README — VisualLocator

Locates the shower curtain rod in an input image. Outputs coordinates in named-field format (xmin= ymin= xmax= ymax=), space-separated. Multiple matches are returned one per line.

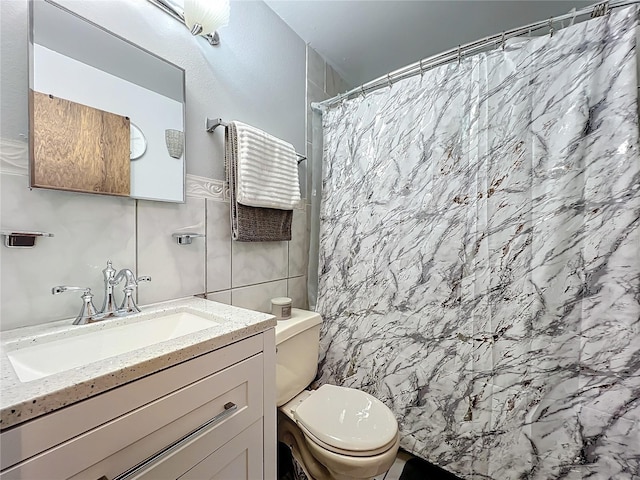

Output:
xmin=312 ymin=0 xmax=638 ymax=111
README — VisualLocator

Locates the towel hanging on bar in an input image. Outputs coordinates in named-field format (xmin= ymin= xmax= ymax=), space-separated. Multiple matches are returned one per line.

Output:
xmin=232 ymin=121 xmax=301 ymax=210
xmin=206 ymin=117 xmax=307 ymax=164
xmin=225 ymin=122 xmax=293 ymax=242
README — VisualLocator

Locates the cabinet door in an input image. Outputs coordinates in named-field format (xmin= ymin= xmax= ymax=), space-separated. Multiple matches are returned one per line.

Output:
xmin=131 ymin=420 xmax=263 ymax=480
xmin=181 ymin=420 xmax=263 ymax=480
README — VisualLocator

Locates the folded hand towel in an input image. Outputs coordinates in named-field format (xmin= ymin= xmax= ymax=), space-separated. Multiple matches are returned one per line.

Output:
xmin=232 ymin=121 xmax=301 ymax=210
xmin=227 ymin=123 xmax=293 ymax=242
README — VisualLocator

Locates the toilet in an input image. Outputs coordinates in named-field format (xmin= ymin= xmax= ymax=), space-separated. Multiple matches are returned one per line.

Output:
xmin=276 ymin=309 xmax=400 ymax=480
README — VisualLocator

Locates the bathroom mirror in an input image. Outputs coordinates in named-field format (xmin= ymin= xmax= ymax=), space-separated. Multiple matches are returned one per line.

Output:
xmin=29 ymin=0 xmax=186 ymax=202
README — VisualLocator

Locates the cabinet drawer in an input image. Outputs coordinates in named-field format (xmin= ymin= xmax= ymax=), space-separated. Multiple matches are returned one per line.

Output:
xmin=2 ymin=353 xmax=263 ymax=480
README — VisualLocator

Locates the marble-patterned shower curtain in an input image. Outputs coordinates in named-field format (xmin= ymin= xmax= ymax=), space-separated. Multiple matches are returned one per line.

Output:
xmin=316 ymin=7 xmax=639 ymax=480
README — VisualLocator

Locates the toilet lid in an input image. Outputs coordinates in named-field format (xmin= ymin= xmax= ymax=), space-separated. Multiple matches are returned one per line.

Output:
xmin=293 ymin=384 xmax=398 ymax=453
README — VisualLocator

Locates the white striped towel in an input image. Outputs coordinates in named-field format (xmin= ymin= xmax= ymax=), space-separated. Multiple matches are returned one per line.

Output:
xmin=232 ymin=121 xmax=301 ymax=210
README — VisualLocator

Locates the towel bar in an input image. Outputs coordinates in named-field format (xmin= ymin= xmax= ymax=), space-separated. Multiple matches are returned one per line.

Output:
xmin=205 ymin=117 xmax=307 ymax=164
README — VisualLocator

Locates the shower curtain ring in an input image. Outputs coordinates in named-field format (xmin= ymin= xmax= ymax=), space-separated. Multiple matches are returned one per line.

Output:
xmin=419 ymin=59 xmax=425 ymax=76
xmin=387 ymin=74 xmax=393 ymax=88
xmin=457 ymin=45 xmax=462 ymax=64
xmin=549 ymin=17 xmax=554 ymax=37
xmin=501 ymin=32 xmax=506 ymax=50
xmin=591 ymin=3 xmax=608 ymax=17
xmin=360 ymin=85 xmax=366 ymax=97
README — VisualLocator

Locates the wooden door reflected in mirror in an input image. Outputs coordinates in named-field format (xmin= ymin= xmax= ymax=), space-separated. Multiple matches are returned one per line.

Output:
xmin=31 ymin=91 xmax=131 ymax=196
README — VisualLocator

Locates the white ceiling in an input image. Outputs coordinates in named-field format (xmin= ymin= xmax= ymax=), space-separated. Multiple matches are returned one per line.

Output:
xmin=264 ymin=0 xmax=594 ymax=88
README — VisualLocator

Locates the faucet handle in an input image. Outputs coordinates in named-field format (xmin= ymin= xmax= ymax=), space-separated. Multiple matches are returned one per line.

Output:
xmin=51 ymin=286 xmax=102 ymax=325
xmin=116 ymin=275 xmax=150 ymax=315
xmin=52 ymin=285 xmax=91 ymax=295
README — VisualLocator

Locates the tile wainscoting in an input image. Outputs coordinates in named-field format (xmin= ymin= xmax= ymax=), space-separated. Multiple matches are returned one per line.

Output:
xmin=0 ymin=169 xmax=308 ymax=330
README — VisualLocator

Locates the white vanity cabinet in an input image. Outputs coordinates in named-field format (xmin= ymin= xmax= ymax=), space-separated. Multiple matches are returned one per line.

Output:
xmin=0 ymin=329 xmax=276 ymax=480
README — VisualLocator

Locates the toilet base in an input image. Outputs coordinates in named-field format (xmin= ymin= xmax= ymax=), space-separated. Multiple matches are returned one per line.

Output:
xmin=278 ymin=410 xmax=400 ymax=480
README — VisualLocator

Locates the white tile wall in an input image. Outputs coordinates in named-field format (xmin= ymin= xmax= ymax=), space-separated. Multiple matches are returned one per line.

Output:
xmin=232 ymin=238 xmax=288 ymax=288
xmin=306 ymin=81 xmax=329 ymax=141
xmin=287 ymin=275 xmax=307 ymax=309
xmin=304 ymin=45 xmax=351 ymax=315
xmin=298 ymin=156 xmax=308 ymax=201
xmin=289 ymin=208 xmax=308 ymax=277
xmin=0 ymin=173 xmax=136 ymax=329
xmin=136 ymin=195 xmax=206 ymax=305
xmin=206 ymin=290 xmax=231 ymax=305
xmin=206 ymin=199 xmax=232 ymax=293
xmin=307 ymin=48 xmax=325 ymax=91
xmin=231 ymin=279 xmax=288 ymax=313
xmin=325 ymin=64 xmax=350 ymax=98
xmin=0 ymin=175 xmax=309 ymax=331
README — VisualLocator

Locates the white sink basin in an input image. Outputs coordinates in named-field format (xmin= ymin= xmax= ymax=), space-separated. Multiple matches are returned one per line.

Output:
xmin=7 ymin=311 xmax=219 ymax=382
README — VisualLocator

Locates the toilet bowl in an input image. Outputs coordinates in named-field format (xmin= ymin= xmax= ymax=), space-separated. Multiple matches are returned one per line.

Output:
xmin=276 ymin=310 xmax=400 ymax=480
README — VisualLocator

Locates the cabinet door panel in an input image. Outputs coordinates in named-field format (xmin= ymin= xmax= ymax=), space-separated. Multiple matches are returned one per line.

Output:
xmin=181 ymin=420 xmax=263 ymax=480
xmin=128 ymin=420 xmax=263 ymax=480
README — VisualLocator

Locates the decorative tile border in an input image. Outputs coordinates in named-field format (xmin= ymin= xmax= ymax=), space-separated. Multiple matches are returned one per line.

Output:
xmin=0 ymin=138 xmax=29 ymax=176
xmin=186 ymin=174 xmax=229 ymax=202
xmin=1 ymin=135 xmax=304 ymax=208
xmin=187 ymin=173 xmax=305 ymax=210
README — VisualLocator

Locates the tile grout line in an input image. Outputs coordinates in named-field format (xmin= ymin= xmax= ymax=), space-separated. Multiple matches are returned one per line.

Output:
xmin=203 ymin=199 xmax=208 ymax=296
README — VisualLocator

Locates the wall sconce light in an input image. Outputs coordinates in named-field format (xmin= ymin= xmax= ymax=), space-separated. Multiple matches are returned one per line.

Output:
xmin=184 ymin=0 xmax=230 ymax=37
xmin=147 ymin=0 xmax=230 ymax=46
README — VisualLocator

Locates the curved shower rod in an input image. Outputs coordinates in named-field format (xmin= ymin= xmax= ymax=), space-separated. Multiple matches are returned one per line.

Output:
xmin=313 ymin=0 xmax=639 ymax=111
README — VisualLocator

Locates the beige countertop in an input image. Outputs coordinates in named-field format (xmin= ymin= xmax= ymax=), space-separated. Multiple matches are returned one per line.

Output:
xmin=0 ymin=297 xmax=276 ymax=431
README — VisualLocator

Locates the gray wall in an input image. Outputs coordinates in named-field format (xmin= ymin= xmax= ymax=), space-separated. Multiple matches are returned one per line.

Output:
xmin=0 ymin=0 xmax=309 ymax=330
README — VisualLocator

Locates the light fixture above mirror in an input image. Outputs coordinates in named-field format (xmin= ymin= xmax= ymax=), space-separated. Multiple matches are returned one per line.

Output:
xmin=148 ymin=0 xmax=230 ymax=46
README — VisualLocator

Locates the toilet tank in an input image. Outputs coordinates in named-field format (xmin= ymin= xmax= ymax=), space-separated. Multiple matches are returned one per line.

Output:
xmin=275 ymin=309 xmax=322 ymax=407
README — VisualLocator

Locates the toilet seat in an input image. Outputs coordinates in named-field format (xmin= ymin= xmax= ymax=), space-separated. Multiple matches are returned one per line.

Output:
xmin=297 ymin=421 xmax=398 ymax=457
xmin=293 ymin=384 xmax=398 ymax=457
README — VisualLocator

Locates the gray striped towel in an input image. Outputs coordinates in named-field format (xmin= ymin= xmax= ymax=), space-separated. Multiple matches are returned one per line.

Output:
xmin=226 ymin=122 xmax=293 ymax=242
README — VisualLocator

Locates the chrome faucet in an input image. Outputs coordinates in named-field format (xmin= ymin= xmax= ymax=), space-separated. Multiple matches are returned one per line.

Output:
xmin=52 ymin=261 xmax=151 ymax=325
